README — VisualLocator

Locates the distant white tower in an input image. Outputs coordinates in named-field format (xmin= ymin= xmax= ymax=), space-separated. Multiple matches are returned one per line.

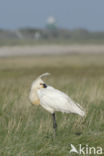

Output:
xmin=46 ymin=16 xmax=57 ymax=30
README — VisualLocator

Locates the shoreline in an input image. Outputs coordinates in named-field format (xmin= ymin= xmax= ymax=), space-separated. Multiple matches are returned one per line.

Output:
xmin=0 ymin=45 xmax=104 ymax=57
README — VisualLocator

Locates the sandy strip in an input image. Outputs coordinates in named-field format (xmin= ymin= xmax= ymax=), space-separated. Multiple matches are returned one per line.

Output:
xmin=0 ymin=45 xmax=104 ymax=57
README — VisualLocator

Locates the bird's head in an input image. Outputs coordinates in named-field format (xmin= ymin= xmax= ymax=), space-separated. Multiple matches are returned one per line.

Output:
xmin=31 ymin=73 xmax=50 ymax=90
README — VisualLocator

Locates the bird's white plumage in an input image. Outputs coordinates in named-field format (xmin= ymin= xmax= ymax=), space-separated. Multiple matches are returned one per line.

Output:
xmin=29 ymin=73 xmax=85 ymax=117
xmin=37 ymin=86 xmax=85 ymax=116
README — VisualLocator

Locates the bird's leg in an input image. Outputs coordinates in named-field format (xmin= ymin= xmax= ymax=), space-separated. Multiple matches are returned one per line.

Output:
xmin=52 ymin=113 xmax=57 ymax=136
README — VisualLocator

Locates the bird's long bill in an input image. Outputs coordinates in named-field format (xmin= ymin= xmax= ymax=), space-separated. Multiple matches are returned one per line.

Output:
xmin=40 ymin=83 xmax=47 ymax=88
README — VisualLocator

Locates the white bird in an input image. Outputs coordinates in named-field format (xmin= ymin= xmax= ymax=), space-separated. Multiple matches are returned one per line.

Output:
xmin=29 ymin=73 xmax=85 ymax=135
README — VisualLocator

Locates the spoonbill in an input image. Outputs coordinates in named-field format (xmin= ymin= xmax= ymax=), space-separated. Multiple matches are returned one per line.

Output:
xmin=29 ymin=73 xmax=85 ymax=135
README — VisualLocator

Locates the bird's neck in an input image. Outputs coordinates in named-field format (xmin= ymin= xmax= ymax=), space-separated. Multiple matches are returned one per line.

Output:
xmin=30 ymin=89 xmax=40 ymax=105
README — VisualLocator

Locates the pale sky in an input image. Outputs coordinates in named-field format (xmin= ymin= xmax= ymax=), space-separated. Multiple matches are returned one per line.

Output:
xmin=0 ymin=0 xmax=104 ymax=31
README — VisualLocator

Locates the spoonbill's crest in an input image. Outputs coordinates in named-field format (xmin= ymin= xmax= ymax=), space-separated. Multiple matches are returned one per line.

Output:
xmin=31 ymin=73 xmax=50 ymax=90
xmin=39 ymin=72 xmax=50 ymax=78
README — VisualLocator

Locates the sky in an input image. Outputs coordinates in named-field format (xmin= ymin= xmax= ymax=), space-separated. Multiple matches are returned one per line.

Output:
xmin=0 ymin=0 xmax=104 ymax=31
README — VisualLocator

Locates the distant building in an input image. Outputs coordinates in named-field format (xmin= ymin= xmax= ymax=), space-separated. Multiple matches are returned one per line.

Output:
xmin=34 ymin=32 xmax=41 ymax=40
xmin=46 ymin=16 xmax=57 ymax=30
xmin=15 ymin=30 xmax=24 ymax=39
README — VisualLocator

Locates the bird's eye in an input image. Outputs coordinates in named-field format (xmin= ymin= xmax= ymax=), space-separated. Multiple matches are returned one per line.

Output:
xmin=43 ymin=83 xmax=47 ymax=88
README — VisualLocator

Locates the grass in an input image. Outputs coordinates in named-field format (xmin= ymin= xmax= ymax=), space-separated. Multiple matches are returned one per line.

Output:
xmin=0 ymin=54 xmax=104 ymax=156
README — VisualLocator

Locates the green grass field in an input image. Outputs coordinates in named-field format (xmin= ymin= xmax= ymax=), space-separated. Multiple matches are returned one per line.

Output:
xmin=0 ymin=54 xmax=104 ymax=156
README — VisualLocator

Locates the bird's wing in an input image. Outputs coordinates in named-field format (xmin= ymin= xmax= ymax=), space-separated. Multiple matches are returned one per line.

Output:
xmin=37 ymin=86 xmax=85 ymax=116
